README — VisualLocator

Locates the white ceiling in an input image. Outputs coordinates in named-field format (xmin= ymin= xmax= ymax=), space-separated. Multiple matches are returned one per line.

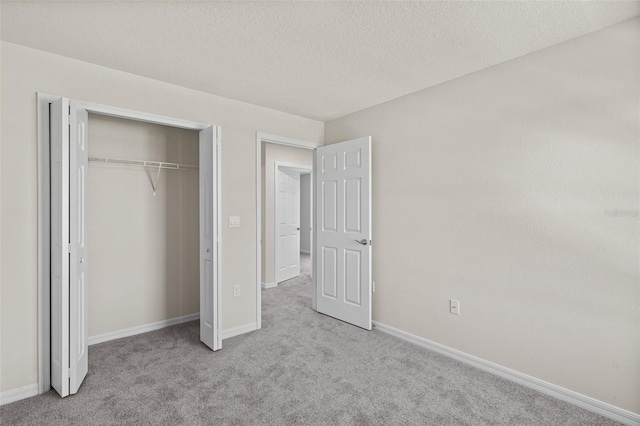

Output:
xmin=2 ymin=1 xmax=638 ymax=121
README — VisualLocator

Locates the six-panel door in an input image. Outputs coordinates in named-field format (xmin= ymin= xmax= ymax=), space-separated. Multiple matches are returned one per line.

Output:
xmin=315 ymin=137 xmax=372 ymax=330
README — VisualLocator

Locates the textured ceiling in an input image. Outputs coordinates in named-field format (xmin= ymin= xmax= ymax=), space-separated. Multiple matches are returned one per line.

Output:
xmin=2 ymin=1 xmax=639 ymax=121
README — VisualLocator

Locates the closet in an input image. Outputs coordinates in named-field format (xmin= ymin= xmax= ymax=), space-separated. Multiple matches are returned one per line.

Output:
xmin=44 ymin=96 xmax=220 ymax=398
xmin=87 ymin=115 xmax=199 ymax=341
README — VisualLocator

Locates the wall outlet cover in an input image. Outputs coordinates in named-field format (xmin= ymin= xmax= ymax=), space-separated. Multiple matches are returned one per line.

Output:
xmin=229 ymin=216 xmax=240 ymax=228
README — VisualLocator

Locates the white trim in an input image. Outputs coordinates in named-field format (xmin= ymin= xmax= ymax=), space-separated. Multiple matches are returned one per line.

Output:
xmin=75 ymin=100 xmax=209 ymax=131
xmin=221 ymin=322 xmax=258 ymax=340
xmin=373 ymin=321 xmax=640 ymax=426
xmin=276 ymin=162 xmax=313 ymax=174
xmin=0 ymin=384 xmax=39 ymax=406
xmin=216 ymin=127 xmax=223 ymax=350
xmin=88 ymin=313 xmax=200 ymax=346
xmin=37 ymin=93 xmax=56 ymax=394
xmin=256 ymin=132 xmax=319 ymax=331
xmin=312 ymin=149 xmax=317 ymax=312
xmin=258 ymin=132 xmax=320 ymax=150
xmin=38 ymin=93 xmax=222 ymax=396
xmin=261 ymin=282 xmax=277 ymax=289
xmin=300 ymin=249 xmax=311 ymax=254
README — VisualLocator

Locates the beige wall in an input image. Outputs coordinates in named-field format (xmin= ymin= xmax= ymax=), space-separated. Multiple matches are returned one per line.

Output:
xmin=261 ymin=143 xmax=313 ymax=285
xmin=325 ymin=18 xmax=640 ymax=413
xmin=88 ymin=115 xmax=199 ymax=337
xmin=0 ymin=41 xmax=323 ymax=393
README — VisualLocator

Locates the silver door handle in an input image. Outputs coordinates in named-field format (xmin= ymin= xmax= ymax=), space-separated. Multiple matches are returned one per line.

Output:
xmin=79 ymin=258 xmax=84 ymax=263
xmin=355 ymin=239 xmax=368 ymax=245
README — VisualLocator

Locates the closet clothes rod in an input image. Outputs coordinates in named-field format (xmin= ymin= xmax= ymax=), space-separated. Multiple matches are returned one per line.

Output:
xmin=88 ymin=156 xmax=198 ymax=170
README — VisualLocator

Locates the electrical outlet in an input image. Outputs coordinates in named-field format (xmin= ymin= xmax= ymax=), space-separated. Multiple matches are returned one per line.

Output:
xmin=450 ymin=299 xmax=460 ymax=315
xmin=234 ymin=285 xmax=240 ymax=297
xmin=229 ymin=216 xmax=240 ymax=228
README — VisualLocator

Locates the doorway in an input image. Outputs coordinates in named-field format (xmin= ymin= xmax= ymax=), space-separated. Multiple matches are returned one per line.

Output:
xmin=255 ymin=133 xmax=374 ymax=331
xmin=37 ymin=94 xmax=222 ymax=397
xmin=255 ymin=133 xmax=319 ymax=329
xmin=274 ymin=163 xmax=312 ymax=285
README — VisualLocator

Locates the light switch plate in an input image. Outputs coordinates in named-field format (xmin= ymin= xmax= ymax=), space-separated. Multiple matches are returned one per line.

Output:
xmin=229 ymin=216 xmax=240 ymax=228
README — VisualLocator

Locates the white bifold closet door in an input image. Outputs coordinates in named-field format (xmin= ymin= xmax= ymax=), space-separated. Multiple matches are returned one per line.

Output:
xmin=51 ymin=99 xmax=89 ymax=397
xmin=314 ymin=137 xmax=372 ymax=330
xmin=199 ymin=126 xmax=220 ymax=351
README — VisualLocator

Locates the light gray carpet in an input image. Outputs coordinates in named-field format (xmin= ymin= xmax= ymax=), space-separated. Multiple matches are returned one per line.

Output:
xmin=1 ymin=253 xmax=619 ymax=425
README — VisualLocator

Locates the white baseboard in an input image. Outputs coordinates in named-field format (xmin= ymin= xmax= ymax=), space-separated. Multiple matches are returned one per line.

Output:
xmin=261 ymin=282 xmax=277 ymax=289
xmin=221 ymin=322 xmax=258 ymax=340
xmin=300 ymin=249 xmax=310 ymax=254
xmin=89 ymin=313 xmax=200 ymax=346
xmin=372 ymin=321 xmax=640 ymax=426
xmin=0 ymin=383 xmax=39 ymax=406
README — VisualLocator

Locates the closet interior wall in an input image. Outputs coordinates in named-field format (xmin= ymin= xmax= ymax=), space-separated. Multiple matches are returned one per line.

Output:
xmin=87 ymin=114 xmax=199 ymax=338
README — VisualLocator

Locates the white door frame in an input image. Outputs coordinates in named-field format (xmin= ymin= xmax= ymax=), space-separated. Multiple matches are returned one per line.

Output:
xmin=274 ymin=162 xmax=312 ymax=285
xmin=255 ymin=133 xmax=320 ymax=329
xmin=37 ymin=93 xmax=222 ymax=394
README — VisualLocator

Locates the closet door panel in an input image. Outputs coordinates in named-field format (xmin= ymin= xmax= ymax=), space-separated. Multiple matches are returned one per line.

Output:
xmin=199 ymin=126 xmax=219 ymax=351
xmin=50 ymin=97 xmax=70 ymax=397
xmin=69 ymin=101 xmax=89 ymax=394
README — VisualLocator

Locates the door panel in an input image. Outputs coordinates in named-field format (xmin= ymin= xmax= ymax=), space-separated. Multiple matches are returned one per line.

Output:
xmin=50 ymin=98 xmax=70 ymax=397
xmin=199 ymin=126 xmax=220 ymax=351
xmin=322 ymin=247 xmax=337 ymax=298
xmin=344 ymin=249 xmax=361 ymax=306
xmin=315 ymin=137 xmax=372 ymax=330
xmin=69 ymin=101 xmax=89 ymax=394
xmin=345 ymin=178 xmax=361 ymax=233
xmin=322 ymin=180 xmax=337 ymax=232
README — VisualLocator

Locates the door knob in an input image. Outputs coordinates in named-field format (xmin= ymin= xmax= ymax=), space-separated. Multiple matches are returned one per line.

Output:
xmin=297 ymin=228 xmax=300 ymax=231
xmin=79 ymin=258 xmax=84 ymax=263
xmin=206 ymin=248 xmax=210 ymax=253
xmin=355 ymin=239 xmax=368 ymax=245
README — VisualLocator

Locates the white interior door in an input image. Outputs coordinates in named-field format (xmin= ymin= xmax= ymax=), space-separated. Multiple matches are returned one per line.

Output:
xmin=199 ymin=126 xmax=220 ymax=351
xmin=314 ymin=137 xmax=372 ymax=330
xmin=69 ymin=101 xmax=89 ymax=394
xmin=51 ymin=99 xmax=90 ymax=397
xmin=50 ymin=98 xmax=70 ymax=397
xmin=276 ymin=167 xmax=301 ymax=283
